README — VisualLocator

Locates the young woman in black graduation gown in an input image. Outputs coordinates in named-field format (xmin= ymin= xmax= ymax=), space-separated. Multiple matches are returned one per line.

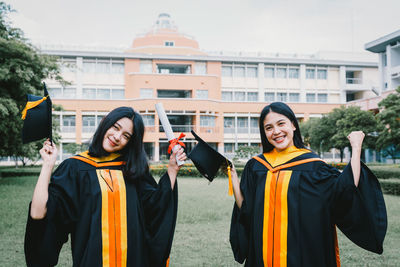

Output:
xmin=229 ymin=102 xmax=387 ymax=267
xmin=24 ymin=107 xmax=186 ymax=267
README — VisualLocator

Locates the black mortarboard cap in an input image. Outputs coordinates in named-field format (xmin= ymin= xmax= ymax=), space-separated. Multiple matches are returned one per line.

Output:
xmin=188 ymin=130 xmax=232 ymax=182
xmin=21 ymin=83 xmax=52 ymax=144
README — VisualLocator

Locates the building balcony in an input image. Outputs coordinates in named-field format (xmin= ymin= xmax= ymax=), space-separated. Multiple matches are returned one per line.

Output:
xmin=344 ymin=78 xmax=371 ymax=91
xmin=391 ymin=65 xmax=400 ymax=79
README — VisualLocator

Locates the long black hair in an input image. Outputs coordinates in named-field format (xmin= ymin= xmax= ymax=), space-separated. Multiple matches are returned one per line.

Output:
xmin=259 ymin=102 xmax=305 ymax=153
xmin=88 ymin=107 xmax=148 ymax=181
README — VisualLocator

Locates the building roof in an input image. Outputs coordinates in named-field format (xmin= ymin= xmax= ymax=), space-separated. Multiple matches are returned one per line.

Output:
xmin=365 ymin=29 xmax=400 ymax=53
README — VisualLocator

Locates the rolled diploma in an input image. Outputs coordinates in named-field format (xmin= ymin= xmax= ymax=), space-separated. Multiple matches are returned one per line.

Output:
xmin=155 ymin=103 xmax=185 ymax=166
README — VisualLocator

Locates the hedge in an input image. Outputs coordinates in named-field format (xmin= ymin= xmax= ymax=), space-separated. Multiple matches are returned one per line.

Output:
xmin=368 ymin=166 xmax=400 ymax=179
xmin=379 ymin=179 xmax=400 ymax=196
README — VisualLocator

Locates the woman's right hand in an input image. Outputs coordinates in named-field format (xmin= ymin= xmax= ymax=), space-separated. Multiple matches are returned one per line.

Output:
xmin=40 ymin=139 xmax=58 ymax=168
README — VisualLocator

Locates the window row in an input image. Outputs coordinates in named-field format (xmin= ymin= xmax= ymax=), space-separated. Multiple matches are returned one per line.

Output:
xmin=224 ymin=117 xmax=259 ymax=134
xmin=140 ymin=88 xmax=209 ymax=99
xmin=264 ymin=65 xmax=300 ymax=79
xmin=221 ymin=63 xmax=258 ymax=78
xmin=264 ymin=92 xmax=328 ymax=103
xmin=222 ymin=91 xmax=259 ymax=102
xmin=83 ymin=58 xmax=124 ymax=74
xmin=139 ymin=60 xmax=207 ymax=75
xmin=55 ymin=114 xmax=217 ymax=133
xmin=48 ymin=88 xmax=125 ymax=99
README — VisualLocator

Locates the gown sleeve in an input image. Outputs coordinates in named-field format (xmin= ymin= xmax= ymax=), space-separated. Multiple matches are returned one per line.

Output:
xmin=229 ymin=160 xmax=256 ymax=264
xmin=330 ymin=161 xmax=387 ymax=254
xmin=24 ymin=159 xmax=80 ymax=267
xmin=137 ymin=171 xmax=178 ymax=267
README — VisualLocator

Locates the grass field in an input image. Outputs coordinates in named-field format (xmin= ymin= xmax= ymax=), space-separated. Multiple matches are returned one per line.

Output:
xmin=0 ymin=176 xmax=398 ymax=266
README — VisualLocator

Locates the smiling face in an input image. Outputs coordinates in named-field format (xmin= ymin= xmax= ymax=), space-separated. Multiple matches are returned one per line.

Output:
xmin=102 ymin=117 xmax=133 ymax=153
xmin=263 ymin=111 xmax=296 ymax=152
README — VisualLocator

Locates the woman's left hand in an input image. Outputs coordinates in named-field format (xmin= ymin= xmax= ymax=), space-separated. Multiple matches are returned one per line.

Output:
xmin=347 ymin=131 xmax=365 ymax=151
xmin=167 ymin=147 xmax=187 ymax=175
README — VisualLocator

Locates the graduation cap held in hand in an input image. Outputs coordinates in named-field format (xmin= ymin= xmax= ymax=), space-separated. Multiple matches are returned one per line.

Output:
xmin=21 ymin=83 xmax=52 ymax=144
xmin=188 ymin=130 xmax=234 ymax=195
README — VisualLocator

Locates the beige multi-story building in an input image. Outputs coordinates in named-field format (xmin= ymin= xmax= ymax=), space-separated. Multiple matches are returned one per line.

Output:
xmin=42 ymin=13 xmax=380 ymax=161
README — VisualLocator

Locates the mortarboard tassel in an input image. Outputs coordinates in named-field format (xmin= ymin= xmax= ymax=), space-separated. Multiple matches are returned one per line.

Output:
xmin=227 ymin=165 xmax=233 ymax=196
xmin=21 ymin=96 xmax=48 ymax=120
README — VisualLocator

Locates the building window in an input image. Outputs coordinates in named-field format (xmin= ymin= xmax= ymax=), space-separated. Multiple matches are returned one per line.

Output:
xmin=195 ymin=62 xmax=207 ymax=75
xmin=157 ymin=64 xmax=191 ymax=74
xmin=289 ymin=93 xmax=300 ymax=102
xmin=277 ymin=92 xmax=287 ymax=102
xmin=224 ymin=117 xmax=235 ymax=133
xmin=111 ymin=62 xmax=124 ymax=74
xmin=237 ymin=117 xmax=248 ymax=133
xmin=250 ymin=117 xmax=258 ymax=133
xmin=222 ymin=66 xmax=233 ymax=77
xmin=346 ymin=71 xmax=362 ymax=84
xmin=83 ymin=61 xmax=96 ymax=73
xmin=264 ymin=67 xmax=275 ymax=78
xmin=82 ymin=88 xmax=96 ymax=99
xmin=200 ymin=116 xmax=215 ymax=127
xmin=49 ymin=87 xmax=76 ymax=99
xmin=317 ymin=69 xmax=327 ymax=79
xmin=234 ymin=66 xmax=245 ymax=77
xmin=48 ymin=88 xmax=62 ymax=98
xmin=142 ymin=115 xmax=155 ymax=126
xmin=234 ymin=91 xmax=246 ymax=101
xmin=276 ymin=67 xmax=287 ymax=79
xmin=97 ymin=89 xmax=111 ymax=99
xmin=111 ymin=89 xmax=125 ymax=99
xmin=222 ymin=91 xmax=233 ymax=101
xmin=140 ymin=88 xmax=153 ymax=98
xmin=224 ymin=143 xmax=235 ymax=153
xmin=164 ymin=41 xmax=174 ymax=46
xmin=97 ymin=115 xmax=105 ymax=125
xmin=264 ymin=92 xmax=275 ymax=102
xmin=306 ymin=69 xmax=315 ymax=79
xmin=289 ymin=68 xmax=299 ymax=79
xmin=383 ymin=53 xmax=387 ymax=67
xmin=247 ymin=66 xmax=258 ymax=78
xmin=96 ymin=61 xmax=110 ymax=73
xmin=247 ymin=92 xmax=258 ymax=102
xmin=82 ymin=115 xmax=96 ymax=132
xmin=317 ymin=93 xmax=328 ymax=103
xmin=306 ymin=93 xmax=316 ymax=102
xmin=157 ymin=89 xmax=192 ymax=98
xmin=196 ymin=90 xmax=208 ymax=99
xmin=140 ymin=60 xmax=153 ymax=73
xmin=62 ymin=115 xmax=76 ymax=132
xmin=60 ymin=57 xmax=76 ymax=73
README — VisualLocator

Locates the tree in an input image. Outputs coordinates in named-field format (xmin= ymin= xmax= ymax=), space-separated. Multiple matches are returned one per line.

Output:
xmin=376 ymin=86 xmax=400 ymax=163
xmin=0 ymin=2 xmax=64 ymax=163
xmin=302 ymin=106 xmax=377 ymax=162
xmin=332 ymin=106 xmax=377 ymax=161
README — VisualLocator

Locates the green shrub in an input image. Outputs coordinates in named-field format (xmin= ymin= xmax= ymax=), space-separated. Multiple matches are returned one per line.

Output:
xmin=368 ymin=166 xmax=400 ymax=179
xmin=379 ymin=179 xmax=400 ymax=195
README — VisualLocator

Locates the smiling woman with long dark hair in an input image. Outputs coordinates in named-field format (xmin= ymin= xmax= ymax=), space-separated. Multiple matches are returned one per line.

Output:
xmin=24 ymin=106 xmax=186 ymax=267
xmin=228 ymin=102 xmax=387 ymax=267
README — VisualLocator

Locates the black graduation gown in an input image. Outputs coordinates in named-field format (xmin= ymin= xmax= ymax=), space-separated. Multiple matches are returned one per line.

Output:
xmin=230 ymin=147 xmax=387 ymax=267
xmin=25 ymin=151 xmax=178 ymax=267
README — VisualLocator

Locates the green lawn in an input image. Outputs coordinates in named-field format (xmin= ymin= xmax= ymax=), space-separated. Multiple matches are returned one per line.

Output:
xmin=0 ymin=176 xmax=398 ymax=266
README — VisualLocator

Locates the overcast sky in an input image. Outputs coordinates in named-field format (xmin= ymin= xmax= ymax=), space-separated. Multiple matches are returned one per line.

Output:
xmin=5 ymin=0 xmax=400 ymax=55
